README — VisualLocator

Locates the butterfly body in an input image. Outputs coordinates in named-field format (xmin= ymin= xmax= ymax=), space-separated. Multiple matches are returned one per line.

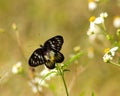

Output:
xmin=29 ymin=35 xmax=64 ymax=69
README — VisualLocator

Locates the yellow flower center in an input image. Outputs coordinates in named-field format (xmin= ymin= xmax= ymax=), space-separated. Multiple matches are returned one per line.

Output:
xmin=104 ymin=48 xmax=110 ymax=53
xmin=89 ymin=16 xmax=96 ymax=22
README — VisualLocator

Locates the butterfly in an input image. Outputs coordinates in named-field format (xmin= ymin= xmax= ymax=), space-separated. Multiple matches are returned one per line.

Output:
xmin=28 ymin=35 xmax=64 ymax=69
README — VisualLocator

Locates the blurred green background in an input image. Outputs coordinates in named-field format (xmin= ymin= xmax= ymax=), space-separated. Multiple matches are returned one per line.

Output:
xmin=0 ymin=0 xmax=120 ymax=96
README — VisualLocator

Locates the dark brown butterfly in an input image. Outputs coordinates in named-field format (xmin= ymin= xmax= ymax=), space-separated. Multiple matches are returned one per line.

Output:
xmin=28 ymin=35 xmax=64 ymax=69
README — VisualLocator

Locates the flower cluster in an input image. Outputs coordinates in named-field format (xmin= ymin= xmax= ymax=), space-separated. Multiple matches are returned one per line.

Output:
xmin=12 ymin=62 xmax=23 ymax=74
xmin=28 ymin=77 xmax=48 ymax=93
xmin=87 ymin=12 xmax=108 ymax=35
xmin=87 ymin=12 xmax=108 ymax=42
xmin=29 ymin=66 xmax=57 ymax=93
xmin=103 ymin=47 xmax=119 ymax=63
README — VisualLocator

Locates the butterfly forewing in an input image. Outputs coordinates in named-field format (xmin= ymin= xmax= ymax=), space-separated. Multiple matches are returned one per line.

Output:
xmin=29 ymin=48 xmax=46 ymax=67
xmin=44 ymin=35 xmax=63 ymax=51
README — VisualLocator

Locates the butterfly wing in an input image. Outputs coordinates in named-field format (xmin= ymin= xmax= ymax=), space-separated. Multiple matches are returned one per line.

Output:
xmin=54 ymin=51 xmax=64 ymax=63
xmin=44 ymin=51 xmax=64 ymax=69
xmin=45 ymin=61 xmax=55 ymax=69
xmin=44 ymin=35 xmax=64 ymax=51
xmin=29 ymin=48 xmax=46 ymax=67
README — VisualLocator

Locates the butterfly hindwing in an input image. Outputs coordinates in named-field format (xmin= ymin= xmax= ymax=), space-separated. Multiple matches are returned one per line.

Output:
xmin=43 ymin=49 xmax=56 ymax=69
xmin=54 ymin=51 xmax=64 ymax=63
xmin=44 ymin=35 xmax=64 ymax=51
xmin=29 ymin=48 xmax=46 ymax=67
xmin=44 ymin=51 xmax=64 ymax=69
xmin=45 ymin=61 xmax=55 ymax=69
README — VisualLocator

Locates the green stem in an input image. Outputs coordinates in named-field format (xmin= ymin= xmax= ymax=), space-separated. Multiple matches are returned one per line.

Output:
xmin=57 ymin=64 xmax=69 ymax=96
xmin=102 ymin=22 xmax=107 ymax=33
xmin=110 ymin=61 xmax=120 ymax=67
xmin=61 ymin=71 xmax=69 ymax=96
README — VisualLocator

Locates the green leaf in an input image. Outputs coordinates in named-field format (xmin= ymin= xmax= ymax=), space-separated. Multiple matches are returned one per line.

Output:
xmin=63 ymin=51 xmax=84 ymax=68
xmin=63 ymin=69 xmax=70 ymax=72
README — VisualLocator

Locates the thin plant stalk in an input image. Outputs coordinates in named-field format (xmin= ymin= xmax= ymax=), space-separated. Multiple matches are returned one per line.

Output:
xmin=110 ymin=61 xmax=120 ymax=67
xmin=56 ymin=64 xmax=69 ymax=96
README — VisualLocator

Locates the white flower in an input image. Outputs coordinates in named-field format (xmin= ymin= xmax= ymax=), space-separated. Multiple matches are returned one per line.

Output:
xmin=12 ymin=62 xmax=23 ymax=74
xmin=28 ymin=81 xmax=42 ymax=93
xmin=113 ymin=16 xmax=120 ymax=28
xmin=87 ymin=12 xmax=108 ymax=43
xmin=88 ymin=0 xmax=100 ymax=11
xmin=103 ymin=53 xmax=113 ymax=63
xmin=87 ymin=21 xmax=101 ymax=35
xmin=40 ymin=67 xmax=50 ymax=76
xmin=88 ymin=1 xmax=97 ymax=11
xmin=94 ymin=12 xmax=108 ymax=24
xmin=34 ymin=77 xmax=48 ymax=87
xmin=100 ymin=12 xmax=108 ymax=18
xmin=109 ymin=47 xmax=119 ymax=56
xmin=28 ymin=76 xmax=49 ymax=93
xmin=87 ymin=20 xmax=102 ymax=42
xmin=94 ymin=17 xmax=104 ymax=24
xmin=40 ymin=67 xmax=57 ymax=80
xmin=103 ymin=47 xmax=119 ymax=63
xmin=87 ymin=13 xmax=106 ymax=36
